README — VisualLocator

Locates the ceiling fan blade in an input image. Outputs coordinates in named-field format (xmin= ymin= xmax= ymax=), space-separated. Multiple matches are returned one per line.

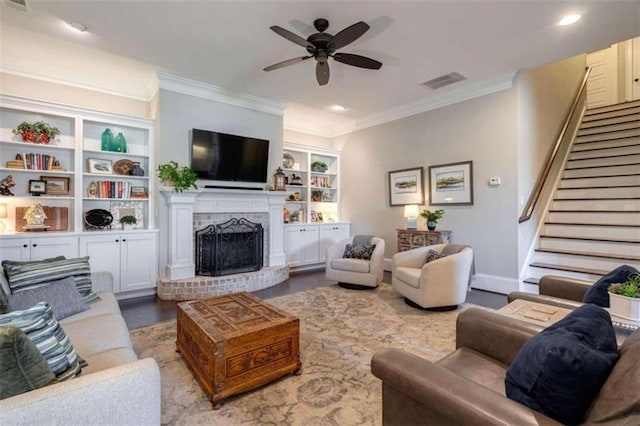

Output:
xmin=330 ymin=21 xmax=370 ymax=50
xmin=316 ymin=62 xmax=330 ymax=86
xmin=263 ymin=56 xmax=312 ymax=72
xmin=270 ymin=26 xmax=314 ymax=49
xmin=333 ymin=53 xmax=382 ymax=70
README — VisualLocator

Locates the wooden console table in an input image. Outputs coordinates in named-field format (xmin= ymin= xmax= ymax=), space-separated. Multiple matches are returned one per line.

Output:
xmin=397 ymin=229 xmax=452 ymax=252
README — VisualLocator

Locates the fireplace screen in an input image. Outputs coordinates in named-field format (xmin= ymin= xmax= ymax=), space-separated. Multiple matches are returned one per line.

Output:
xmin=195 ymin=218 xmax=264 ymax=276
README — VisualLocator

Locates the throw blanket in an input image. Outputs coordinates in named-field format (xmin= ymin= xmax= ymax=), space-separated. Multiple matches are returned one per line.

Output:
xmin=441 ymin=244 xmax=475 ymax=289
xmin=352 ymin=235 xmax=374 ymax=245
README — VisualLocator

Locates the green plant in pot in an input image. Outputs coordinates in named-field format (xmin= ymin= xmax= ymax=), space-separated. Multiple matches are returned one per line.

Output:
xmin=12 ymin=121 xmax=61 ymax=144
xmin=419 ymin=209 xmax=445 ymax=231
xmin=157 ymin=161 xmax=198 ymax=192
xmin=119 ymin=215 xmax=137 ymax=230
xmin=608 ymin=273 xmax=640 ymax=321
xmin=311 ymin=161 xmax=328 ymax=172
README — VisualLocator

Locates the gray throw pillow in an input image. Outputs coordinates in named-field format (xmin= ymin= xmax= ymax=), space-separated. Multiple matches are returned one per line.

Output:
xmin=0 ymin=325 xmax=56 ymax=400
xmin=7 ymin=277 xmax=89 ymax=320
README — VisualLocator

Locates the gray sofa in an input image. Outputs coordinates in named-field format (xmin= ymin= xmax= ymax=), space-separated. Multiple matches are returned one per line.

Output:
xmin=0 ymin=272 xmax=161 ymax=426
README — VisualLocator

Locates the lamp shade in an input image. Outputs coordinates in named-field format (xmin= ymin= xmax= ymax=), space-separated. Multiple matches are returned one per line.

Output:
xmin=403 ymin=204 xmax=419 ymax=218
xmin=0 ymin=203 xmax=7 ymax=218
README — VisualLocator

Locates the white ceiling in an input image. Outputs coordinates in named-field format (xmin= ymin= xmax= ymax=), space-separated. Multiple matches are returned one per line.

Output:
xmin=1 ymin=1 xmax=639 ymax=136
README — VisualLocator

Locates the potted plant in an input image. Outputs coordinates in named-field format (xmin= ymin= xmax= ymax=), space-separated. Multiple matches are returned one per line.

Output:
xmin=608 ymin=273 xmax=640 ymax=321
xmin=311 ymin=190 xmax=324 ymax=202
xmin=311 ymin=161 xmax=328 ymax=172
xmin=157 ymin=161 xmax=198 ymax=192
xmin=12 ymin=121 xmax=61 ymax=144
xmin=119 ymin=215 xmax=137 ymax=230
xmin=419 ymin=209 xmax=445 ymax=231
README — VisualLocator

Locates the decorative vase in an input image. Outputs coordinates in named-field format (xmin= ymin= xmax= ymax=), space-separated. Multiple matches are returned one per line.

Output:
xmin=609 ymin=293 xmax=640 ymax=321
xmin=101 ymin=128 xmax=114 ymax=151
xmin=427 ymin=221 xmax=437 ymax=231
xmin=114 ymin=132 xmax=127 ymax=153
xmin=129 ymin=162 xmax=144 ymax=176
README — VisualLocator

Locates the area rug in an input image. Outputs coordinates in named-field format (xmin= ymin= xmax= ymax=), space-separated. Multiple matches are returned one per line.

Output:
xmin=130 ymin=283 xmax=464 ymax=425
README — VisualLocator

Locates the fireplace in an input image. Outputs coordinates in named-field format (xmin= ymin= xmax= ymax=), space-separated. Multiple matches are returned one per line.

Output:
xmin=195 ymin=218 xmax=264 ymax=276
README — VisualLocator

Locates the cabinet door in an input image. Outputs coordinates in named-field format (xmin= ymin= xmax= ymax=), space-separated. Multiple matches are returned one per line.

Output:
xmin=0 ymin=238 xmax=31 ymax=261
xmin=30 ymin=236 xmax=78 ymax=260
xmin=79 ymin=235 xmax=121 ymax=292
xmin=318 ymin=224 xmax=350 ymax=262
xmin=284 ymin=226 xmax=320 ymax=266
xmin=119 ymin=233 xmax=157 ymax=293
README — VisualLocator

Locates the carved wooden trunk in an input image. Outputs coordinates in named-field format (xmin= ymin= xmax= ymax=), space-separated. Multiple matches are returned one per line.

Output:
xmin=176 ymin=292 xmax=301 ymax=409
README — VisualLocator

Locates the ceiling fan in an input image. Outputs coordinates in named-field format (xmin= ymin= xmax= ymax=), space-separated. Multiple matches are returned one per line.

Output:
xmin=263 ymin=18 xmax=382 ymax=86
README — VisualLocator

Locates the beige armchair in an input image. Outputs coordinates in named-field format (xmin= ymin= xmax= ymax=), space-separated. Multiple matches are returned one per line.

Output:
xmin=392 ymin=243 xmax=473 ymax=310
xmin=325 ymin=236 xmax=385 ymax=289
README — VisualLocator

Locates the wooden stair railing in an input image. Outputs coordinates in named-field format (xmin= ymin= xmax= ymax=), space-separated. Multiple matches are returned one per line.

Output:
xmin=518 ymin=66 xmax=592 ymax=223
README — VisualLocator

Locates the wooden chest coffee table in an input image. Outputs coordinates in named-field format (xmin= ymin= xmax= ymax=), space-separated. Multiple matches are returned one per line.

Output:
xmin=176 ymin=292 xmax=301 ymax=409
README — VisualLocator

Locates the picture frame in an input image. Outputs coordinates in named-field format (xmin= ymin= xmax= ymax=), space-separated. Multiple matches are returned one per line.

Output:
xmin=110 ymin=200 xmax=144 ymax=229
xmin=316 ymin=212 xmax=323 ymax=223
xmin=87 ymin=158 xmax=113 ymax=174
xmin=388 ymin=167 xmax=424 ymax=206
xmin=429 ymin=161 xmax=474 ymax=205
xmin=40 ymin=176 xmax=70 ymax=195
xmin=28 ymin=179 xmax=47 ymax=196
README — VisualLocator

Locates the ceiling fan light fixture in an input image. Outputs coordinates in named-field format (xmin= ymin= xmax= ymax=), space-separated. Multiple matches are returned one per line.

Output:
xmin=559 ymin=14 xmax=581 ymax=26
xmin=68 ymin=21 xmax=88 ymax=32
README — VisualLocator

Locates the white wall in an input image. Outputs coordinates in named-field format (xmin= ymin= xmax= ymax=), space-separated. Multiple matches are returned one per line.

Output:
xmin=283 ymin=128 xmax=333 ymax=150
xmin=334 ymin=89 xmax=519 ymax=291
xmin=156 ymin=88 xmax=284 ymax=278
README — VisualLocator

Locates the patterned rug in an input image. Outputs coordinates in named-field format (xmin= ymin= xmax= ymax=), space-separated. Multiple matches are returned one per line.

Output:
xmin=130 ymin=283 xmax=463 ymax=425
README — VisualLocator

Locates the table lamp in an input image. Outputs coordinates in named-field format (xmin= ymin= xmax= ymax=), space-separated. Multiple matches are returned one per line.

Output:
xmin=0 ymin=203 xmax=6 ymax=233
xmin=403 ymin=204 xmax=419 ymax=230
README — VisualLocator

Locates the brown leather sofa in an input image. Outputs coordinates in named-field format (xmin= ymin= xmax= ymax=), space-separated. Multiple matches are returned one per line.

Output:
xmin=508 ymin=275 xmax=590 ymax=309
xmin=371 ymin=306 xmax=640 ymax=425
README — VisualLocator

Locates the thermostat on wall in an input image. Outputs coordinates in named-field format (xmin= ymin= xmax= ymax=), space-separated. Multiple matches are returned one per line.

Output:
xmin=488 ymin=177 xmax=501 ymax=187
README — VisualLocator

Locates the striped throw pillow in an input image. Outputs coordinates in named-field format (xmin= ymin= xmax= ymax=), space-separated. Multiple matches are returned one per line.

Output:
xmin=0 ymin=302 xmax=81 ymax=381
xmin=3 ymin=257 xmax=99 ymax=304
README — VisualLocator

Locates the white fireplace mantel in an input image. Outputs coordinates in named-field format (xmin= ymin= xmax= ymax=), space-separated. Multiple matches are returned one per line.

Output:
xmin=161 ymin=187 xmax=287 ymax=280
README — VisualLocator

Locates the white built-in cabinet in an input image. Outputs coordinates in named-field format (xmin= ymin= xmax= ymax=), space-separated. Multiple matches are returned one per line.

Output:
xmin=284 ymin=223 xmax=350 ymax=268
xmin=79 ymin=232 xmax=158 ymax=295
xmin=318 ymin=224 xmax=350 ymax=262
xmin=0 ymin=95 xmax=157 ymax=297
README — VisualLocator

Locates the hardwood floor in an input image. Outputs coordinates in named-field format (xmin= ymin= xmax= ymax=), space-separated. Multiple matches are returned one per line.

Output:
xmin=119 ymin=270 xmax=508 ymax=329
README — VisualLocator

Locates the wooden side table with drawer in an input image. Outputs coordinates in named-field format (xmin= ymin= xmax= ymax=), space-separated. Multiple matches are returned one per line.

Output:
xmin=397 ymin=229 xmax=452 ymax=252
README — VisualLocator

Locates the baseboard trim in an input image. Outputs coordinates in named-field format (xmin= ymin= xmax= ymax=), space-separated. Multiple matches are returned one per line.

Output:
xmin=471 ymin=273 xmax=519 ymax=295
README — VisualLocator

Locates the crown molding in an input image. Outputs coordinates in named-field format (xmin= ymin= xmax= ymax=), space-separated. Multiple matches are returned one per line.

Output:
xmin=1 ymin=60 xmax=155 ymax=102
xmin=328 ymin=71 xmax=517 ymax=137
xmin=157 ymin=72 xmax=286 ymax=116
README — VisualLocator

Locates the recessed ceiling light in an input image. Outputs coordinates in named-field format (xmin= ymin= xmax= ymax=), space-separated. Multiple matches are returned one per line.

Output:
xmin=68 ymin=21 xmax=87 ymax=32
xmin=330 ymin=105 xmax=349 ymax=112
xmin=559 ymin=14 xmax=581 ymax=26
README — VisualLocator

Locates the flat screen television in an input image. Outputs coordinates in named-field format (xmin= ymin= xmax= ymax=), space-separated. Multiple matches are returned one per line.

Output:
xmin=190 ymin=128 xmax=270 ymax=184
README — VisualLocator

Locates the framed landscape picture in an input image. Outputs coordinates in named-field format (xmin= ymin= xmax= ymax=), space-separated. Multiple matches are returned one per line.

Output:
xmin=429 ymin=161 xmax=473 ymax=205
xmin=388 ymin=167 xmax=424 ymax=206
xmin=41 ymin=176 xmax=70 ymax=195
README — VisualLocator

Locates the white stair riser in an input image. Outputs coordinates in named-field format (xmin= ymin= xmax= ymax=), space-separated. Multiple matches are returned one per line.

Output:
xmin=532 ymin=251 xmax=640 ymax=272
xmin=586 ymin=100 xmax=640 ymax=115
xmin=569 ymin=145 xmax=640 ymax=160
xmin=580 ymin=113 xmax=640 ymax=128
xmin=572 ymin=137 xmax=639 ymax=151
xmin=539 ymin=238 xmax=638 ymax=256
xmin=559 ymin=175 xmax=640 ymax=188
xmin=551 ymin=199 xmax=640 ymax=211
xmin=566 ymin=154 xmax=640 ymax=168
xmin=528 ymin=267 xmax=603 ymax=282
xmin=563 ymin=164 xmax=640 ymax=178
xmin=578 ymin=121 xmax=640 ymax=136
xmin=576 ymin=128 xmax=640 ymax=143
xmin=544 ymin=223 xmax=640 ymax=239
xmin=547 ymin=211 xmax=640 ymax=224
xmin=555 ymin=187 xmax=640 ymax=198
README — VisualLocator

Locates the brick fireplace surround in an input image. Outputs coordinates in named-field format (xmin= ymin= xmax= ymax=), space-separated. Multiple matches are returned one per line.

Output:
xmin=157 ymin=188 xmax=289 ymax=300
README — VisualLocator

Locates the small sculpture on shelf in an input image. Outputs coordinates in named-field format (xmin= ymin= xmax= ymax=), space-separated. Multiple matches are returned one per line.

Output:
xmin=23 ymin=204 xmax=49 ymax=231
xmin=0 ymin=175 xmax=16 ymax=196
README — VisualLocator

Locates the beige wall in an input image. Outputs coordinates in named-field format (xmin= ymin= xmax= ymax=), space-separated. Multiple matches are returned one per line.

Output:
xmin=283 ymin=129 xmax=333 ymax=150
xmin=515 ymin=54 xmax=587 ymax=272
xmin=335 ymin=89 xmax=519 ymax=287
xmin=0 ymin=73 xmax=151 ymax=118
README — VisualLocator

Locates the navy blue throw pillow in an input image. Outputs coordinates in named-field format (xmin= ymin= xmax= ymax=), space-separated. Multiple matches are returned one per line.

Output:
xmin=583 ymin=265 xmax=639 ymax=307
xmin=505 ymin=304 xmax=619 ymax=425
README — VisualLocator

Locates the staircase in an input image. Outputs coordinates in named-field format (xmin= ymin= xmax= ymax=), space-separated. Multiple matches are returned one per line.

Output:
xmin=523 ymin=100 xmax=640 ymax=288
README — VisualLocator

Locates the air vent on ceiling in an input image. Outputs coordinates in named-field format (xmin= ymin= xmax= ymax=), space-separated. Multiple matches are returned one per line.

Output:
xmin=422 ymin=71 xmax=468 ymax=90
xmin=3 ymin=0 xmax=29 ymax=12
